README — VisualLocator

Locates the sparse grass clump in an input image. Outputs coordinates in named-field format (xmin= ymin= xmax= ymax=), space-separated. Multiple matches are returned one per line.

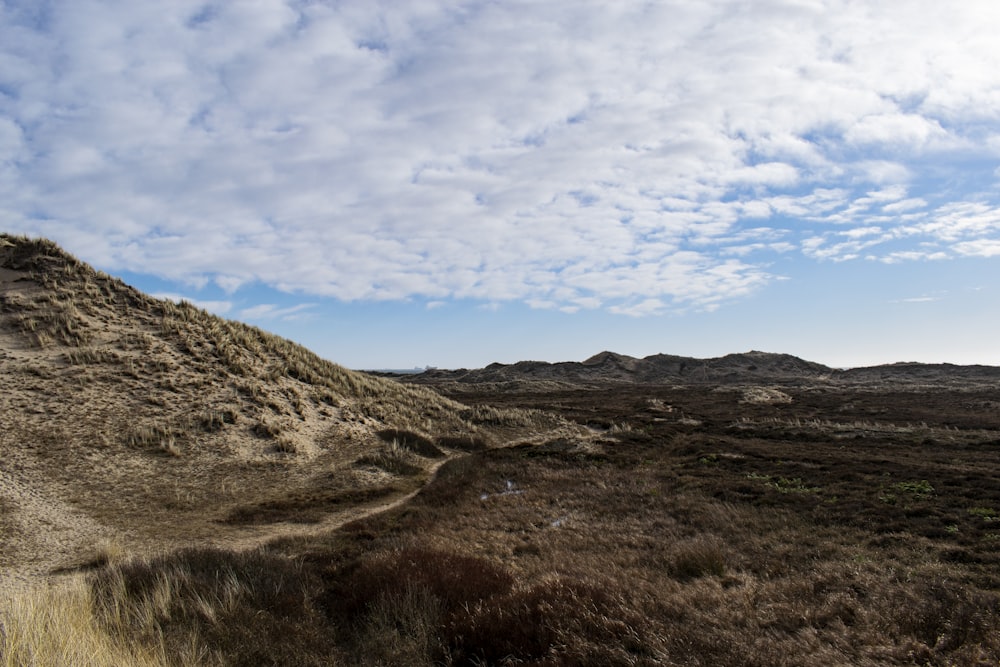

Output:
xmin=252 ymin=418 xmax=282 ymax=440
xmin=356 ymin=440 xmax=422 ymax=476
xmin=376 ymin=429 xmax=444 ymax=458
xmin=435 ymin=434 xmax=488 ymax=452
xmin=126 ymin=423 xmax=181 ymax=456
xmin=460 ymin=404 xmax=543 ymax=427
xmin=196 ymin=408 xmax=238 ymax=433
xmin=64 ymin=347 xmax=118 ymax=365
xmin=16 ymin=299 xmax=91 ymax=348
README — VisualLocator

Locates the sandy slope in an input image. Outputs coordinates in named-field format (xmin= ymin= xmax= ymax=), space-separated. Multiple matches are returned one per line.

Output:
xmin=1 ymin=236 xmax=576 ymax=591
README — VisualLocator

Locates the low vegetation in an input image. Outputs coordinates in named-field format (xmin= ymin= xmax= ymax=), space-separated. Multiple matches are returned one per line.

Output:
xmin=0 ymin=235 xmax=505 ymax=454
xmin=3 ymin=236 xmax=999 ymax=665
xmin=6 ymin=383 xmax=1000 ymax=665
xmin=0 ymin=580 xmax=167 ymax=667
xmin=1 ymin=235 xmax=564 ymax=581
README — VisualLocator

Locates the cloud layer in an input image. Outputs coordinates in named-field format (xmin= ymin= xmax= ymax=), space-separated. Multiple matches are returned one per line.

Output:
xmin=2 ymin=0 xmax=1000 ymax=313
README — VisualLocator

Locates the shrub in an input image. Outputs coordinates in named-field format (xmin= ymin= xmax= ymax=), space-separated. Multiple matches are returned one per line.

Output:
xmin=665 ymin=535 xmax=728 ymax=581
xmin=443 ymin=576 xmax=662 ymax=665
xmin=884 ymin=578 xmax=1000 ymax=660
xmin=352 ymin=584 xmax=443 ymax=665
xmin=412 ymin=456 xmax=483 ymax=506
xmin=325 ymin=546 xmax=514 ymax=623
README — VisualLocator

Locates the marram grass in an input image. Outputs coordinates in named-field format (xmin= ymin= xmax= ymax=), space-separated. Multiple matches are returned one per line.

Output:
xmin=0 ymin=578 xmax=170 ymax=667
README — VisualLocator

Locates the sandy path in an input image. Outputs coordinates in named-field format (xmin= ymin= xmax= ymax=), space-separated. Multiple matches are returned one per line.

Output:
xmin=205 ymin=456 xmax=455 ymax=554
xmin=0 ymin=454 xmax=453 ymax=599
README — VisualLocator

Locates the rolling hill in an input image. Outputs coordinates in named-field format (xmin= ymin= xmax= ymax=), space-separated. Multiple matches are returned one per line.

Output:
xmin=0 ymin=234 xmax=559 ymax=583
xmin=3 ymin=235 xmax=999 ymax=665
xmin=401 ymin=348 xmax=1000 ymax=389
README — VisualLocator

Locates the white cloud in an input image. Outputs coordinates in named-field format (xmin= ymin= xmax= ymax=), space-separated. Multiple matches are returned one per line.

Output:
xmin=854 ymin=161 xmax=912 ymax=185
xmin=2 ymin=0 xmax=1000 ymax=313
xmin=878 ymin=250 xmax=949 ymax=264
xmin=840 ymin=226 xmax=883 ymax=240
xmin=882 ymin=197 xmax=927 ymax=213
xmin=846 ymin=114 xmax=948 ymax=149
xmin=954 ymin=239 xmax=1000 ymax=258
xmin=892 ymin=295 xmax=942 ymax=303
xmin=240 ymin=303 xmax=314 ymax=321
xmin=609 ymin=298 xmax=667 ymax=317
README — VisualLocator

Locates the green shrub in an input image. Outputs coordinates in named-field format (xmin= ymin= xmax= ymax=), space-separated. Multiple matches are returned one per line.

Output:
xmin=892 ymin=479 xmax=935 ymax=499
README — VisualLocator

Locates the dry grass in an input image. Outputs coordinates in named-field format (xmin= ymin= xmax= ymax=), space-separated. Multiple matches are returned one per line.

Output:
xmin=338 ymin=442 xmax=1000 ymax=665
xmin=0 ymin=579 xmax=169 ymax=667
xmin=355 ymin=439 xmax=423 ymax=476
xmin=7 ymin=236 xmax=999 ymax=664
xmin=6 ymin=392 xmax=1000 ymax=665
xmin=88 ymin=548 xmax=334 ymax=666
xmin=0 ymin=234 xmax=563 ymax=582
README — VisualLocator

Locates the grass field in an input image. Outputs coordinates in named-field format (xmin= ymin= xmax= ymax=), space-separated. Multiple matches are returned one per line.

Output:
xmin=3 ymin=236 xmax=999 ymax=665
xmin=5 ymin=383 xmax=998 ymax=665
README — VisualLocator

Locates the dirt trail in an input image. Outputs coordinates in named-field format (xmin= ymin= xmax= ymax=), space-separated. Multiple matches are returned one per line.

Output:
xmin=0 ymin=454 xmax=453 ymax=596
xmin=206 ymin=456 xmax=455 ymax=554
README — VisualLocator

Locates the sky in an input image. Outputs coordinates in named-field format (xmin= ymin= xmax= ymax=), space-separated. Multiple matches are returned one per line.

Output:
xmin=2 ymin=0 xmax=1000 ymax=370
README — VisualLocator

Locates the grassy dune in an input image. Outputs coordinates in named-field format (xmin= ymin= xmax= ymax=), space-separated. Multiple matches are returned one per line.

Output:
xmin=3 ymin=236 xmax=999 ymax=665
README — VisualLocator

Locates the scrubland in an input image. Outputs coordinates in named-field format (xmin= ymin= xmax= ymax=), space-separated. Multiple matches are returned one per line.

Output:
xmin=2 ymin=235 xmax=999 ymax=665
xmin=6 ymin=385 xmax=1000 ymax=666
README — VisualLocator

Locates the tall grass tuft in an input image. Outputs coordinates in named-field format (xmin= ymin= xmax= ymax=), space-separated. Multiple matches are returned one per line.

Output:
xmin=89 ymin=547 xmax=335 ymax=666
xmin=0 ymin=579 xmax=168 ymax=667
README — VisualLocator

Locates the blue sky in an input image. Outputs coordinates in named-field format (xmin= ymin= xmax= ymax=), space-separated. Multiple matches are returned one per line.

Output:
xmin=3 ymin=1 xmax=1000 ymax=369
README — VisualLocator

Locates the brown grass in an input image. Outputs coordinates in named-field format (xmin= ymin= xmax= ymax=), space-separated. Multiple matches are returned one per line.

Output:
xmin=6 ymin=236 xmax=1000 ymax=665
xmin=89 ymin=548 xmax=335 ymax=666
xmin=7 ymin=385 xmax=1000 ymax=665
xmin=1 ymin=234 xmax=564 ymax=582
xmin=0 ymin=579 xmax=170 ymax=667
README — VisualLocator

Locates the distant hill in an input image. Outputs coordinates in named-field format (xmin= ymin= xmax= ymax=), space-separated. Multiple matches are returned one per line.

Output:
xmin=0 ymin=234 xmax=559 ymax=582
xmin=402 ymin=349 xmax=1000 ymax=388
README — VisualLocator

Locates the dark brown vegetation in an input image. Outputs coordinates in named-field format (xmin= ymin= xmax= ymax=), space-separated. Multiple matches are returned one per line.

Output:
xmin=76 ymin=383 xmax=1000 ymax=665
xmin=4 ymin=234 xmax=1000 ymax=665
